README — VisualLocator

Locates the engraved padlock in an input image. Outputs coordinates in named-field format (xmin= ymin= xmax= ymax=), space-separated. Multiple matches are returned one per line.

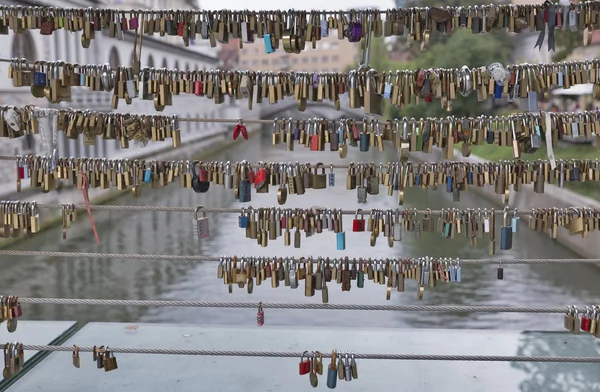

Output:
xmin=192 ymin=205 xmax=209 ymax=240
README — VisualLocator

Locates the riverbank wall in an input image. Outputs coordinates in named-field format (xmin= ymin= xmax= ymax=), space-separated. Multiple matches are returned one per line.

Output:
xmin=413 ymin=149 xmax=600 ymax=259
xmin=0 ymin=125 xmax=260 ymax=246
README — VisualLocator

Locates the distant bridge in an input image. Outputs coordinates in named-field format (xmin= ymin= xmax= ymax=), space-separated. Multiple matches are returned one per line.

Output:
xmin=257 ymin=95 xmax=375 ymax=122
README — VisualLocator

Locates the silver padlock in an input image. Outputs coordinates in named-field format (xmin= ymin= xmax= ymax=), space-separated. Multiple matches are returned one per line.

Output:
xmin=192 ymin=205 xmax=209 ymax=240
xmin=289 ymin=259 xmax=298 ymax=289
xmin=224 ymin=161 xmax=234 ymax=189
xmin=344 ymin=353 xmax=352 ymax=381
xmin=125 ymin=66 xmax=138 ymax=98
xmin=393 ymin=210 xmax=402 ymax=241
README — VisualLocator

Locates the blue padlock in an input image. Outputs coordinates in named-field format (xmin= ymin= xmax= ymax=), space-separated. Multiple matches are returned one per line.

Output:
xmin=446 ymin=176 xmax=453 ymax=193
xmin=326 ymin=350 xmax=337 ymax=389
xmin=336 ymin=232 xmax=345 ymax=250
xmin=263 ymin=34 xmax=275 ymax=54
xmin=359 ymin=120 xmax=369 ymax=152
xmin=143 ymin=168 xmax=152 ymax=183
xmin=33 ymin=71 xmax=47 ymax=87
xmin=238 ymin=208 xmax=249 ymax=228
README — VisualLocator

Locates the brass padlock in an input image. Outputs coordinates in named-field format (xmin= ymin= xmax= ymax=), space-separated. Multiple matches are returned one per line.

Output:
xmin=313 ymin=162 xmax=327 ymax=189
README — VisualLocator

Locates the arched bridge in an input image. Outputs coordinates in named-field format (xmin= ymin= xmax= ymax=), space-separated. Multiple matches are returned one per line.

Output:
xmin=257 ymin=95 xmax=371 ymax=122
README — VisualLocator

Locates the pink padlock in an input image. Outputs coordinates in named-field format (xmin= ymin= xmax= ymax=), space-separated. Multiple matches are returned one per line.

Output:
xmin=257 ymin=302 xmax=264 ymax=327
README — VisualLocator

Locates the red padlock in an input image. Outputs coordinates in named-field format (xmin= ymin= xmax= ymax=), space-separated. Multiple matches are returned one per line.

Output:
xmin=309 ymin=120 xmax=320 ymax=151
xmin=247 ymin=169 xmax=256 ymax=184
xmin=299 ymin=351 xmax=311 ymax=375
xmin=352 ymin=209 xmax=365 ymax=232
xmin=194 ymin=80 xmax=203 ymax=96
xmin=581 ymin=307 xmax=591 ymax=332
xmin=254 ymin=164 xmax=267 ymax=189
xmin=11 ymin=297 xmax=22 ymax=318
xmin=256 ymin=302 xmax=264 ymax=327
xmin=233 ymin=121 xmax=248 ymax=140
xmin=198 ymin=165 xmax=209 ymax=182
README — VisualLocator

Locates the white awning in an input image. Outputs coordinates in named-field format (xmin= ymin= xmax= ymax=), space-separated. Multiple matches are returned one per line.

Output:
xmin=552 ymin=84 xmax=594 ymax=96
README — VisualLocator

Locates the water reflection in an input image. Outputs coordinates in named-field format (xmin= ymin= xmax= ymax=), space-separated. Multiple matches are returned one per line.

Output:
xmin=512 ymin=332 xmax=600 ymax=391
xmin=1 ymin=128 xmax=599 ymax=330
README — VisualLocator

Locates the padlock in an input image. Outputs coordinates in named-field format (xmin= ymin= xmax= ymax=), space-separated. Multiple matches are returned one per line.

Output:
xmin=256 ymin=302 xmax=264 ymax=326
xmin=348 ymin=70 xmax=359 ymax=108
xmin=313 ymin=163 xmax=327 ymax=189
xmin=497 ymin=262 xmax=504 ymax=280
xmin=343 ymin=353 xmax=352 ymax=381
xmin=327 ymin=350 xmax=337 ymax=389
xmin=346 ymin=164 xmax=356 ymax=190
xmin=352 ymin=209 xmax=365 ymax=232
xmin=359 ymin=119 xmax=370 ymax=152
xmin=364 ymin=69 xmax=383 ymax=116
xmin=299 ymin=351 xmax=311 ymax=375
xmin=366 ymin=168 xmax=379 ymax=195
xmin=223 ymin=162 xmax=234 ymax=189
xmin=238 ymin=164 xmax=252 ymax=202
xmin=11 ymin=297 xmax=22 ymax=318
xmin=511 ymin=209 xmax=519 ymax=233
xmin=581 ymin=306 xmax=591 ymax=332
xmin=192 ymin=206 xmax=209 ymax=240
xmin=328 ymin=164 xmax=335 ymax=187
xmin=103 ymin=348 xmax=118 ymax=372
xmin=500 ymin=207 xmax=513 ymax=250
xmin=336 ymin=210 xmax=346 ymax=250
xmin=72 ymin=345 xmax=81 ymax=368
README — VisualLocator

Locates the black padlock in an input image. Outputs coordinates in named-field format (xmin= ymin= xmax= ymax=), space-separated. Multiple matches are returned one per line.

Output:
xmin=570 ymin=166 xmax=581 ymax=182
xmin=497 ymin=264 xmax=504 ymax=280
xmin=191 ymin=163 xmax=210 ymax=193
xmin=166 ymin=19 xmax=178 ymax=36
xmin=500 ymin=208 xmax=513 ymax=250
xmin=486 ymin=129 xmax=495 ymax=144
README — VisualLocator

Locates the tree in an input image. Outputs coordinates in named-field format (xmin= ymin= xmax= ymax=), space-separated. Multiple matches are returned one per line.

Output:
xmin=553 ymin=30 xmax=581 ymax=62
xmin=389 ymin=29 xmax=512 ymax=119
xmin=345 ymin=36 xmax=390 ymax=72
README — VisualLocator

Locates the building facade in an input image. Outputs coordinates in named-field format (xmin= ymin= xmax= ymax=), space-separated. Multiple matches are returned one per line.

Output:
xmin=238 ymin=34 xmax=358 ymax=73
xmin=0 ymin=0 xmax=235 ymax=167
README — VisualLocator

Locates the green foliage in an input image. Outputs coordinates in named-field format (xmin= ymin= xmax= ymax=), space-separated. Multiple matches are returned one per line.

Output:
xmin=553 ymin=30 xmax=581 ymax=62
xmin=388 ymin=30 xmax=512 ymax=120
xmin=346 ymin=36 xmax=390 ymax=71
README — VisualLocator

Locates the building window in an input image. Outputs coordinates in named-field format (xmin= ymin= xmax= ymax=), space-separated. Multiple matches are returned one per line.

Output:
xmin=261 ymin=59 xmax=268 ymax=65
xmin=291 ymin=58 xmax=298 ymax=64
xmin=302 ymin=58 xmax=309 ymax=63
xmin=252 ymin=60 xmax=259 ymax=65
xmin=147 ymin=55 xmax=155 ymax=67
xmin=108 ymin=47 xmax=120 ymax=68
xmin=332 ymin=55 xmax=339 ymax=62
xmin=312 ymin=57 xmax=318 ymax=63
xmin=322 ymin=56 xmax=329 ymax=63
xmin=272 ymin=59 xmax=279 ymax=65
xmin=11 ymin=31 xmax=36 ymax=60
xmin=162 ymin=58 xmax=168 ymax=68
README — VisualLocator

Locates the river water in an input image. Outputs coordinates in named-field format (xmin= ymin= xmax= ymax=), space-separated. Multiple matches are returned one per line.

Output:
xmin=2 ymin=130 xmax=598 ymax=331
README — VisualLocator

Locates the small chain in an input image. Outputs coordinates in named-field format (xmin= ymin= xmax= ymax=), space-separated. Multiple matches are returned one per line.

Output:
xmin=17 ymin=345 xmax=600 ymax=362
xmin=13 ymin=298 xmax=574 ymax=313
